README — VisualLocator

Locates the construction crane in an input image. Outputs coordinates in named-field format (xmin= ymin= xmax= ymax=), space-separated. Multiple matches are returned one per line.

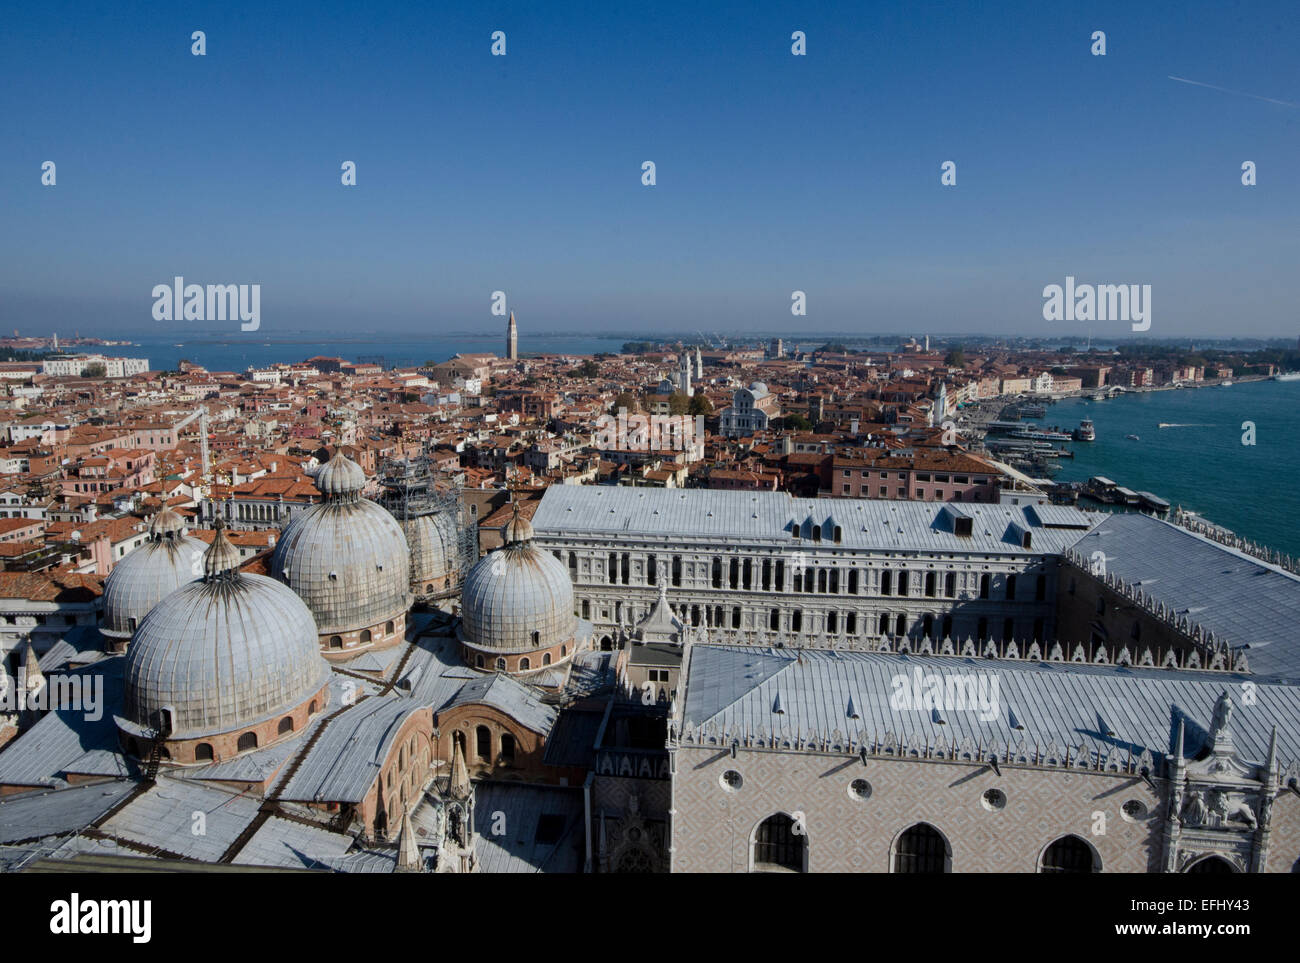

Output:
xmin=173 ymin=406 xmax=212 ymax=483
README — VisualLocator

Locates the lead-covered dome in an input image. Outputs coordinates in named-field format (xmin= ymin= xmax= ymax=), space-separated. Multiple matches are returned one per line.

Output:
xmin=101 ymin=508 xmax=207 ymax=648
xmin=460 ymin=507 xmax=575 ymax=660
xmin=122 ymin=523 xmax=329 ymax=745
xmin=270 ymin=451 xmax=411 ymax=655
xmin=402 ymin=509 xmax=462 ymax=597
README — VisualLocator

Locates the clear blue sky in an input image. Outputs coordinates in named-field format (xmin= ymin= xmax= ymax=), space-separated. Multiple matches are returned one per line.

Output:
xmin=1 ymin=0 xmax=1297 ymax=339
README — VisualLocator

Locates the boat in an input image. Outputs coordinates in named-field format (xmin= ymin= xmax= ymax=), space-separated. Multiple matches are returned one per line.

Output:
xmin=1219 ymin=380 xmax=1233 ymax=387
xmin=1125 ymin=434 xmax=1140 ymax=441
xmin=1274 ymin=372 xmax=1300 ymax=382
xmin=1073 ymin=419 xmax=1096 ymax=442
xmin=1091 ymin=392 xmax=1106 ymax=402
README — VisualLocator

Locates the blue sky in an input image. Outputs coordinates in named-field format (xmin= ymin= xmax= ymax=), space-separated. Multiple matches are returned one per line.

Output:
xmin=1 ymin=0 xmax=1297 ymax=338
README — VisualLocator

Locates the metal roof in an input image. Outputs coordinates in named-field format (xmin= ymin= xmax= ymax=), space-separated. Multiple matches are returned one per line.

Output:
xmin=472 ymin=781 xmax=585 ymax=873
xmin=100 ymin=778 xmax=262 ymax=862
xmin=532 ymin=486 xmax=1098 ymax=555
xmin=0 ymin=661 xmax=127 ymax=790
xmin=0 ymin=780 xmax=136 ymax=844
xmin=439 ymin=673 xmax=558 ymax=735
xmin=277 ymin=696 xmax=426 ymax=804
xmin=681 ymin=644 xmax=1300 ymax=766
xmin=231 ymin=815 xmax=354 ymax=870
xmin=1070 ymin=513 xmax=1300 ymax=678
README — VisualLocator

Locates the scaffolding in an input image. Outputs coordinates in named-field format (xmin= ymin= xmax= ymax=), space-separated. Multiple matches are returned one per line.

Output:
xmin=377 ymin=453 xmax=477 ymax=603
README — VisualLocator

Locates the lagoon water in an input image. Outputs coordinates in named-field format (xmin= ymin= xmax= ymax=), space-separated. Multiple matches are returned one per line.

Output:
xmin=124 ymin=333 xmax=628 ymax=373
xmin=1049 ymin=380 xmax=1300 ymax=558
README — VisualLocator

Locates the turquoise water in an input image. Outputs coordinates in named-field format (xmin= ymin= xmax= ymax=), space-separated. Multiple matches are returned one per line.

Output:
xmin=1048 ymin=380 xmax=1300 ymax=558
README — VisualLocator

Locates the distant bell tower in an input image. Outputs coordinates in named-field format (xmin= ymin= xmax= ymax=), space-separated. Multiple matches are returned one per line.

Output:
xmin=506 ymin=312 xmax=518 ymax=361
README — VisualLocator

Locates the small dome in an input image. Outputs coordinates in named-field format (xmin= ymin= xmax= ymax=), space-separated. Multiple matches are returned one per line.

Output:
xmin=204 ymin=520 xmax=242 ymax=578
xmin=461 ymin=540 xmax=575 ymax=653
xmin=123 ymin=558 xmax=328 ymax=741
xmin=503 ymin=504 xmax=534 ymax=545
xmin=101 ymin=517 xmax=207 ymax=641
xmin=314 ymin=451 xmax=366 ymax=498
xmin=149 ymin=506 xmax=187 ymax=537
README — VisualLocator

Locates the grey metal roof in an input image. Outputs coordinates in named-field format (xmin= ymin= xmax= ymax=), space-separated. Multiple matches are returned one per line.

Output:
xmin=100 ymin=777 xmax=262 ymax=862
xmin=231 ymin=815 xmax=354 ymax=870
xmin=277 ymin=696 xmax=426 ymax=804
xmin=681 ymin=644 xmax=1300 ymax=766
xmin=439 ymin=673 xmax=558 ymax=735
xmin=472 ymin=781 xmax=585 ymax=873
xmin=1070 ymin=513 xmax=1300 ymax=678
xmin=0 ymin=661 xmax=128 ymax=789
xmin=532 ymin=486 xmax=1099 ymax=555
xmin=542 ymin=706 xmax=605 ymax=768
xmin=0 ymin=780 xmax=137 ymax=844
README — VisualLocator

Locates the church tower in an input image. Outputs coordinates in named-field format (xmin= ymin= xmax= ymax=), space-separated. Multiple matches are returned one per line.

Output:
xmin=506 ymin=312 xmax=518 ymax=361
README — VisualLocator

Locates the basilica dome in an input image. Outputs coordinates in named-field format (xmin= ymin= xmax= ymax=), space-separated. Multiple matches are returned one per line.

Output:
xmin=120 ymin=522 xmax=330 ymax=764
xmin=401 ymin=509 xmax=462 ymax=598
xmin=101 ymin=508 xmax=207 ymax=651
xmin=459 ymin=506 xmax=576 ymax=674
xmin=269 ymin=451 xmax=412 ymax=658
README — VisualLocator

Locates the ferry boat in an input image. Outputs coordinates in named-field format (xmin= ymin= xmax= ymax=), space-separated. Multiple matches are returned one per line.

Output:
xmin=1274 ymin=372 xmax=1300 ymax=382
xmin=1219 ymin=380 xmax=1233 ymax=387
xmin=1073 ymin=419 xmax=1096 ymax=442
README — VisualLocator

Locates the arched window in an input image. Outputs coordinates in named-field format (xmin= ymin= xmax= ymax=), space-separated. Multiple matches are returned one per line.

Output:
xmin=500 ymin=733 xmax=516 ymax=764
xmin=386 ymin=620 xmax=395 ymax=634
xmin=495 ymin=657 xmax=506 ymax=671
xmin=892 ymin=823 xmax=950 ymax=873
xmin=237 ymin=732 xmax=258 ymax=752
xmin=881 ymin=571 xmax=892 ymax=596
xmin=1185 ymin=855 xmax=1236 ymax=874
xmin=979 ymin=573 xmax=990 ymax=598
xmin=560 ymin=645 xmax=566 ymax=657
xmin=752 ymin=813 xmax=806 ymax=872
xmin=360 ymin=629 xmax=372 ymax=643
xmin=475 ymin=654 xmax=484 ymax=668
xmin=543 ymin=653 xmax=552 ymax=666
xmin=194 ymin=743 xmax=214 ymax=762
xmin=309 ymin=701 xmax=317 ymax=715
xmin=329 ymin=635 xmax=343 ymax=649
xmin=519 ymin=657 xmax=530 ymax=670
xmin=476 ymin=726 xmax=491 ymax=761
xmin=532 ymin=630 xmax=540 ymax=646
xmin=1040 ymin=835 xmax=1099 ymax=873
xmin=277 ymin=716 xmax=294 ymax=735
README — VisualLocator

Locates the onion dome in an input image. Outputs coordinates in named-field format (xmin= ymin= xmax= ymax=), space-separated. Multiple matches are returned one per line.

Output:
xmin=101 ymin=509 xmax=207 ymax=645
xmin=314 ymin=450 xmax=367 ymax=498
xmin=122 ymin=521 xmax=329 ymax=744
xmin=460 ymin=505 xmax=575 ymax=659
xmin=270 ymin=451 xmax=411 ymax=649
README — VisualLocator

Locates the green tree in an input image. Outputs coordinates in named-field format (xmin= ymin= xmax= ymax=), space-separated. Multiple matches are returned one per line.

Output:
xmin=668 ymin=392 xmax=691 ymax=415
xmin=611 ymin=392 xmax=639 ymax=414
xmin=785 ymin=413 xmax=812 ymax=431
xmin=688 ymin=393 xmax=713 ymax=416
xmin=944 ymin=347 xmax=965 ymax=367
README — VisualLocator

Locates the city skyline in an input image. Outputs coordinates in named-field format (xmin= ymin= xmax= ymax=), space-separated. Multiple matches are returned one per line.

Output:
xmin=2 ymin=0 xmax=1298 ymax=338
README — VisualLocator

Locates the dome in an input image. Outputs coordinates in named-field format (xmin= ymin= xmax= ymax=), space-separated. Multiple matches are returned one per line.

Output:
xmin=402 ymin=510 xmax=461 ymax=594
xmin=101 ymin=512 xmax=207 ymax=642
xmin=270 ymin=452 xmax=411 ymax=638
xmin=123 ymin=526 xmax=329 ymax=740
xmin=460 ymin=537 xmax=575 ymax=654
xmin=314 ymin=450 xmax=366 ymax=497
